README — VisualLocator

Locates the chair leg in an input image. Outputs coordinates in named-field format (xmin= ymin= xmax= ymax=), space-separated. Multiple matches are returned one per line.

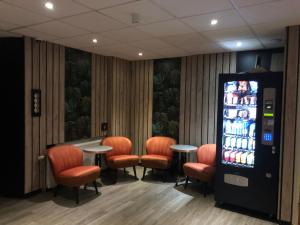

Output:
xmin=84 ymin=184 xmax=87 ymax=190
xmin=74 ymin=187 xmax=79 ymax=204
xmin=93 ymin=181 xmax=99 ymax=195
xmin=133 ymin=166 xmax=138 ymax=180
xmin=203 ymin=182 xmax=208 ymax=197
xmin=124 ymin=168 xmax=126 ymax=174
xmin=54 ymin=184 xmax=60 ymax=197
xmin=184 ymin=176 xmax=189 ymax=189
xmin=142 ymin=167 xmax=147 ymax=180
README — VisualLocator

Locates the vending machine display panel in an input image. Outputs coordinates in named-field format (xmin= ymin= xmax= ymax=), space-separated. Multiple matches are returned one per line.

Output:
xmin=222 ymin=80 xmax=258 ymax=168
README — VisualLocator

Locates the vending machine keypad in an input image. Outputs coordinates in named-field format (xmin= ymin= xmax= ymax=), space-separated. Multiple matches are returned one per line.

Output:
xmin=262 ymin=88 xmax=276 ymax=145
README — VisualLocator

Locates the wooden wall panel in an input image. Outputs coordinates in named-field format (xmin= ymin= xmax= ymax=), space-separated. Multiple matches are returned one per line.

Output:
xmin=24 ymin=37 xmax=65 ymax=193
xmin=130 ymin=60 xmax=154 ymax=155
xmin=91 ymin=55 xmax=109 ymax=137
xmin=179 ymin=52 xmax=236 ymax=151
xmin=281 ymin=25 xmax=300 ymax=224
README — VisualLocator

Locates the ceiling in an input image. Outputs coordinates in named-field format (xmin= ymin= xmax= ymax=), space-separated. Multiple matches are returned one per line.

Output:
xmin=0 ymin=0 xmax=299 ymax=60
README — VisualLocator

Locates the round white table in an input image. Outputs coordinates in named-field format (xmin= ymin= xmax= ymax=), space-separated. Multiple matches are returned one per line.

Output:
xmin=82 ymin=145 xmax=112 ymax=167
xmin=170 ymin=144 xmax=198 ymax=186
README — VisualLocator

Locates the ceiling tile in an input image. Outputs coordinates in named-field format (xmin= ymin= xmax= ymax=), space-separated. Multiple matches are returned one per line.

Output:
xmin=130 ymin=38 xmax=173 ymax=50
xmin=161 ymin=32 xmax=208 ymax=46
xmin=63 ymin=33 xmax=120 ymax=47
xmin=233 ymin=0 xmax=279 ymax=8
xmin=137 ymin=20 xmax=194 ymax=37
xmin=182 ymin=10 xmax=246 ymax=32
xmin=251 ymin=23 xmax=285 ymax=48
xmin=62 ymin=12 xmax=127 ymax=33
xmin=100 ymin=0 xmax=173 ymax=25
xmin=202 ymin=26 xmax=254 ymax=42
xmin=0 ymin=30 xmax=21 ymax=37
xmin=4 ymin=0 xmax=90 ymax=18
xmin=101 ymin=27 xmax=151 ymax=43
xmin=152 ymin=0 xmax=233 ymax=18
xmin=219 ymin=38 xmax=263 ymax=51
xmin=29 ymin=21 xmax=88 ymax=38
xmin=74 ymin=0 xmax=134 ymax=10
xmin=0 ymin=20 xmax=19 ymax=30
xmin=151 ymin=47 xmax=188 ymax=58
xmin=181 ymin=42 xmax=225 ymax=54
xmin=0 ymin=2 xmax=50 ymax=27
xmin=239 ymin=0 xmax=300 ymax=25
xmin=13 ymin=27 xmax=59 ymax=40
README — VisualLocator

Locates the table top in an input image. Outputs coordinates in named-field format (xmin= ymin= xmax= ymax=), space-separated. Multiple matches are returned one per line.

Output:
xmin=82 ymin=145 xmax=112 ymax=154
xmin=170 ymin=144 xmax=198 ymax=153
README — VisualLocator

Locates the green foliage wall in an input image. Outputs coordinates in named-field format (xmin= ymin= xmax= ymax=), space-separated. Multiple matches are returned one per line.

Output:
xmin=153 ymin=58 xmax=181 ymax=141
xmin=65 ymin=48 xmax=91 ymax=142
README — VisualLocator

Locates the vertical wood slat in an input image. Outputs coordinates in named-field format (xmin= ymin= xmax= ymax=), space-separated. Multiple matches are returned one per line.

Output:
xmin=32 ymin=40 xmax=40 ymax=191
xmin=293 ymin=30 xmax=300 ymax=225
xmin=39 ymin=41 xmax=47 ymax=188
xmin=215 ymin=53 xmax=223 ymax=142
xmin=59 ymin=46 xmax=65 ymax=143
xmin=24 ymin=37 xmax=32 ymax=194
xmin=184 ymin=56 xmax=192 ymax=144
xmin=46 ymin=42 xmax=53 ymax=145
xmin=91 ymin=54 xmax=96 ymax=137
xmin=281 ymin=26 xmax=299 ymax=222
xmin=179 ymin=57 xmax=187 ymax=144
xmin=52 ymin=45 xmax=59 ymax=144
xmin=148 ymin=60 xmax=154 ymax=145
xmin=190 ymin=56 xmax=197 ymax=145
xmin=195 ymin=55 xmax=204 ymax=146
xmin=202 ymin=54 xmax=210 ymax=144
xmin=208 ymin=54 xmax=216 ymax=144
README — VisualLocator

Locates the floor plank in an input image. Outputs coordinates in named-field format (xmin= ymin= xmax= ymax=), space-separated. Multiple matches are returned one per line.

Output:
xmin=0 ymin=167 xmax=277 ymax=225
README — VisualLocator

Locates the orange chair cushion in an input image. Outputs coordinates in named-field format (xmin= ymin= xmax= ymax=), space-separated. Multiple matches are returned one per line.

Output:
xmin=183 ymin=162 xmax=215 ymax=182
xmin=145 ymin=136 xmax=176 ymax=158
xmin=48 ymin=145 xmax=83 ymax=177
xmin=56 ymin=166 xmax=100 ymax=187
xmin=103 ymin=136 xmax=133 ymax=158
xmin=197 ymin=144 xmax=216 ymax=166
xmin=140 ymin=154 xmax=172 ymax=169
xmin=107 ymin=155 xmax=139 ymax=169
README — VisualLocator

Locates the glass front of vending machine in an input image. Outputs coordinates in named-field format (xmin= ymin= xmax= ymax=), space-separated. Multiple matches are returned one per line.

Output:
xmin=222 ymin=81 xmax=258 ymax=168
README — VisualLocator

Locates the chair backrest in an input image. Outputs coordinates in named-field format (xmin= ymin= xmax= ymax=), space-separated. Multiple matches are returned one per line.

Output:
xmin=196 ymin=144 xmax=216 ymax=166
xmin=145 ymin=136 xmax=176 ymax=157
xmin=103 ymin=136 xmax=132 ymax=158
xmin=48 ymin=145 xmax=83 ymax=177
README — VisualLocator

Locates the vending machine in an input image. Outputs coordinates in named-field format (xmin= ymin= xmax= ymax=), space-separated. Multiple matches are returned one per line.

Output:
xmin=214 ymin=72 xmax=282 ymax=217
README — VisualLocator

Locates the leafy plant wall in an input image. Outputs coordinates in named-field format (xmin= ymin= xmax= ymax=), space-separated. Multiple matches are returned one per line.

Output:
xmin=153 ymin=58 xmax=181 ymax=141
xmin=65 ymin=48 xmax=91 ymax=142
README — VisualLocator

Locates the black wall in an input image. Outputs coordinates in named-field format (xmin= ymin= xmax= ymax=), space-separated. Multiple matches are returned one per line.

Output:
xmin=0 ymin=38 xmax=25 ymax=196
xmin=237 ymin=48 xmax=284 ymax=73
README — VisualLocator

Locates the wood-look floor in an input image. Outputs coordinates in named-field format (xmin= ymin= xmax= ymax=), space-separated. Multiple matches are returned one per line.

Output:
xmin=0 ymin=167 xmax=277 ymax=225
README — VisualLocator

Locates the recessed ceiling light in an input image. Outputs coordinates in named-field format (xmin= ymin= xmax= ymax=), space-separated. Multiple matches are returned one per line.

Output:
xmin=138 ymin=52 xmax=143 ymax=56
xmin=45 ymin=2 xmax=54 ymax=10
xmin=92 ymin=38 xmax=98 ymax=44
xmin=236 ymin=41 xmax=242 ymax=47
xmin=211 ymin=19 xmax=218 ymax=26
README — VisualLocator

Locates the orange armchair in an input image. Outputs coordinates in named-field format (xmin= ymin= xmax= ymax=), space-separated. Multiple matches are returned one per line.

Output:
xmin=102 ymin=136 xmax=139 ymax=180
xmin=183 ymin=144 xmax=216 ymax=196
xmin=140 ymin=136 xmax=176 ymax=180
xmin=48 ymin=145 xmax=100 ymax=204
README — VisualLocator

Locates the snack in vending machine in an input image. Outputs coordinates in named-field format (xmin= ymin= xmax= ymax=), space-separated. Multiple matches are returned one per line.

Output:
xmin=230 ymin=151 xmax=237 ymax=163
xmin=250 ymin=96 xmax=257 ymax=105
xmin=242 ymin=121 xmax=249 ymax=136
xmin=226 ymin=93 xmax=233 ymax=104
xmin=232 ymin=94 xmax=239 ymax=105
xmin=225 ymin=120 xmax=232 ymax=134
xmin=242 ymin=138 xmax=248 ymax=149
xmin=226 ymin=81 xmax=237 ymax=92
xmin=247 ymin=152 xmax=255 ymax=166
xmin=249 ymin=123 xmax=255 ymax=137
xmin=235 ymin=151 xmax=243 ymax=163
xmin=225 ymin=137 xmax=231 ymax=147
xmin=248 ymin=138 xmax=253 ymax=150
xmin=249 ymin=108 xmax=257 ymax=119
xmin=236 ymin=138 xmax=242 ymax=149
xmin=224 ymin=150 xmax=232 ymax=162
xmin=231 ymin=137 xmax=236 ymax=148
xmin=241 ymin=152 xmax=249 ymax=164
xmin=249 ymin=81 xmax=258 ymax=94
